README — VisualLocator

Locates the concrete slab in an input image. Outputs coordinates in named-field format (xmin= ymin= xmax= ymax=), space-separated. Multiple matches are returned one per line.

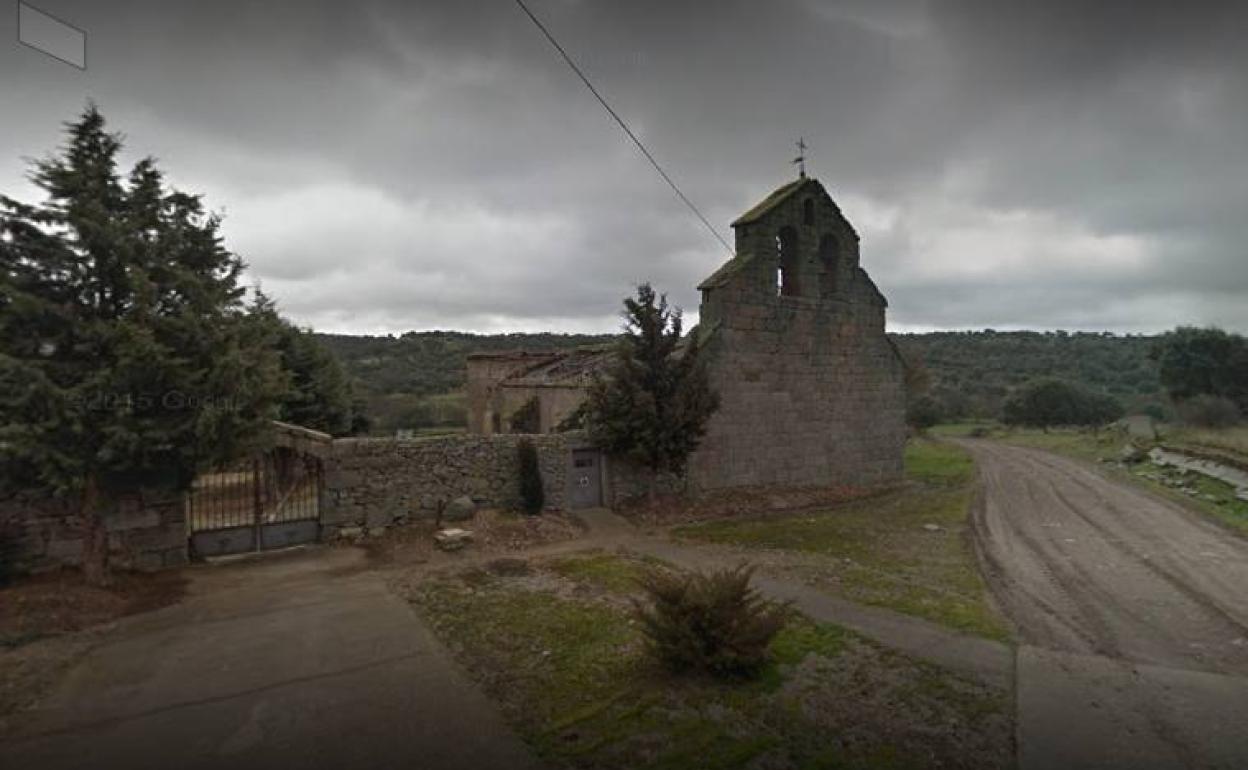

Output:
xmin=1018 ymin=644 xmax=1248 ymax=770
xmin=4 ymin=550 xmax=543 ymax=770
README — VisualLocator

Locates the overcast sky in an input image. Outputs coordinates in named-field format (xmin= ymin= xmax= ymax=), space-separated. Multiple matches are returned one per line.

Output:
xmin=3 ymin=0 xmax=1246 ymax=335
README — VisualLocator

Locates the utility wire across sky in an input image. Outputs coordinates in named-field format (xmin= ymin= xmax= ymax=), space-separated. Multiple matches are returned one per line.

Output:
xmin=511 ymin=0 xmax=736 ymax=256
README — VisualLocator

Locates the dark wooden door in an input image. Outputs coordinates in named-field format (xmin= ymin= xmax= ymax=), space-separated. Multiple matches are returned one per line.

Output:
xmin=569 ymin=449 xmax=602 ymax=509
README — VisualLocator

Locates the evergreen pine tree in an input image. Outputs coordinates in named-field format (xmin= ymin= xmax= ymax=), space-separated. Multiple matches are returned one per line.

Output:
xmin=583 ymin=284 xmax=719 ymax=499
xmin=248 ymin=291 xmax=358 ymax=435
xmin=0 ymin=106 xmax=286 ymax=584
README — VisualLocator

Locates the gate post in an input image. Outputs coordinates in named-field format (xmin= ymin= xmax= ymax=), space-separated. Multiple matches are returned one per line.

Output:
xmin=252 ymin=457 xmax=262 ymax=552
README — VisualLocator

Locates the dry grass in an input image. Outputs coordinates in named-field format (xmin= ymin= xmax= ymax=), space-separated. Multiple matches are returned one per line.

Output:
xmin=620 ymin=483 xmax=882 ymax=529
xmin=358 ymin=508 xmax=585 ymax=564
xmin=1163 ymin=425 xmax=1248 ymax=463
xmin=672 ymin=441 xmax=1012 ymax=642
xmin=0 ymin=568 xmax=186 ymax=648
xmin=396 ymin=552 xmax=1014 ymax=769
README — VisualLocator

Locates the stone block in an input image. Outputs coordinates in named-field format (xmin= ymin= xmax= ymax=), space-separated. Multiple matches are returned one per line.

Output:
xmin=132 ymin=550 xmax=165 ymax=572
xmin=365 ymin=505 xmax=395 ymax=529
xmin=46 ymin=537 xmax=83 ymax=563
xmin=444 ymin=495 xmax=477 ymax=522
xmin=434 ymin=527 xmax=473 ymax=551
xmin=106 ymin=507 xmax=161 ymax=532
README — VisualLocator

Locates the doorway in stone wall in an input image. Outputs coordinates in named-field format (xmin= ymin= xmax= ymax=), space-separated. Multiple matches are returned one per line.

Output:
xmin=569 ymin=449 xmax=603 ymax=509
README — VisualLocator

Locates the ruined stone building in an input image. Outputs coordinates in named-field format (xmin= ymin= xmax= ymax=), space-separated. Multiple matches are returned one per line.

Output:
xmin=467 ymin=176 xmax=906 ymax=504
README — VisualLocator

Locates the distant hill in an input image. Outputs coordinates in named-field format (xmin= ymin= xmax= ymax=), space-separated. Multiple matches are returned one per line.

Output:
xmin=319 ymin=329 xmax=1166 ymax=433
xmin=892 ymin=330 xmax=1164 ymax=420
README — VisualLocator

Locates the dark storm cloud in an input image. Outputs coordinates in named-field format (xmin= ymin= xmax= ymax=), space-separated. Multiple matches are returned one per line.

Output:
xmin=2 ymin=0 xmax=1245 ymax=333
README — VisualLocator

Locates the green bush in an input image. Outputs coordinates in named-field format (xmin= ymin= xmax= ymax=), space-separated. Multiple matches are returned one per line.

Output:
xmin=632 ymin=564 xmax=787 ymax=677
xmin=1002 ymin=378 xmax=1123 ymax=429
xmin=906 ymin=394 xmax=944 ymax=430
xmin=517 ymin=438 xmax=544 ymax=515
xmin=1176 ymin=395 xmax=1241 ymax=428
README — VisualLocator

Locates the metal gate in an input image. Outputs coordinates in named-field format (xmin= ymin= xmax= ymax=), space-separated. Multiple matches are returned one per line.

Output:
xmin=187 ymin=447 xmax=322 ymax=558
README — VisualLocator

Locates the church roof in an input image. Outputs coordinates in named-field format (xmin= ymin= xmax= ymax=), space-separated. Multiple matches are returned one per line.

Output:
xmin=730 ymin=176 xmax=820 ymax=227
xmin=696 ymin=250 xmax=756 ymax=290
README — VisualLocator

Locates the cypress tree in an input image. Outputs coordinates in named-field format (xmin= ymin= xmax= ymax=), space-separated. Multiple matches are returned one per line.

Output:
xmin=517 ymin=438 xmax=544 ymax=515
xmin=583 ymin=284 xmax=719 ymax=500
xmin=248 ymin=291 xmax=358 ymax=435
xmin=0 ymin=106 xmax=286 ymax=584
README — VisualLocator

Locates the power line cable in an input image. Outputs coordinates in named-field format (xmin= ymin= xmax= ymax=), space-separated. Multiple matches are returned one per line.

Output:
xmin=511 ymin=0 xmax=735 ymax=256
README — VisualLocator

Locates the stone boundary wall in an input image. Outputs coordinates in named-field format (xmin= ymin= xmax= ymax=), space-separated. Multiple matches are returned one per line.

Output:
xmin=321 ymin=432 xmax=571 ymax=537
xmin=1 ymin=427 xmax=693 ymax=574
xmin=0 ymin=488 xmax=187 ymax=575
xmin=601 ymin=456 xmax=685 ymax=508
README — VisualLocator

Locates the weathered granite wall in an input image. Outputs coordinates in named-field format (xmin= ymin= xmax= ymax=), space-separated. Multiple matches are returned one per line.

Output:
xmin=321 ymin=432 xmax=571 ymax=536
xmin=689 ymin=177 xmax=907 ymax=491
xmin=601 ymin=456 xmax=685 ymax=507
xmin=0 ymin=488 xmax=187 ymax=574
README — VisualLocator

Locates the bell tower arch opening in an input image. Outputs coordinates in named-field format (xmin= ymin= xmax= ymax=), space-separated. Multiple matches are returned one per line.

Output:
xmin=819 ymin=233 xmax=840 ymax=296
xmin=776 ymin=226 xmax=800 ymax=297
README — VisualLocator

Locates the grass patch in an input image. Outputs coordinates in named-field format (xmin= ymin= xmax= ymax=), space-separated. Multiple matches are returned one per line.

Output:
xmin=401 ymin=555 xmax=1012 ymax=769
xmin=673 ymin=440 xmax=1011 ymax=643
xmin=904 ymin=439 xmax=975 ymax=485
xmin=1162 ymin=425 xmax=1248 ymax=464
xmin=926 ymin=420 xmax=1000 ymax=439
xmin=548 ymin=551 xmax=653 ymax=593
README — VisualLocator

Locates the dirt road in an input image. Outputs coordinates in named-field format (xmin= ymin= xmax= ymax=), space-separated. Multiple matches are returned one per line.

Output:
xmin=962 ymin=440 xmax=1248 ymax=769
xmin=964 ymin=440 xmax=1248 ymax=672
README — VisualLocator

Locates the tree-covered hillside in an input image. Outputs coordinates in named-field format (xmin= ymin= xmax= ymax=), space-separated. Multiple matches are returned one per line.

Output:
xmin=893 ymin=331 xmax=1164 ymax=420
xmin=316 ymin=331 xmax=616 ymax=433
xmin=319 ymin=328 xmax=1168 ymax=433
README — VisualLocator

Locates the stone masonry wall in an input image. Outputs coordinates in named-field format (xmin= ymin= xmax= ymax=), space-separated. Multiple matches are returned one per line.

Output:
xmin=600 ymin=455 xmax=684 ymax=508
xmin=1 ymin=488 xmax=187 ymax=575
xmin=688 ymin=179 xmax=907 ymax=492
xmin=321 ymin=432 xmax=570 ymax=536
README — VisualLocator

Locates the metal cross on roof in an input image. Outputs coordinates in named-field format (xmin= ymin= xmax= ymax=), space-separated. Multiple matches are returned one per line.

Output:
xmin=793 ymin=137 xmax=808 ymax=178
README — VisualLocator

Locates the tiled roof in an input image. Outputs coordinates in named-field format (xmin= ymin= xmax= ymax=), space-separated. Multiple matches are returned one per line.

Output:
xmin=503 ymin=346 xmax=614 ymax=387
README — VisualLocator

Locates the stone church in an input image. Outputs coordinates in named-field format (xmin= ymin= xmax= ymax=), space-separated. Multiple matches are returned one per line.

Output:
xmin=467 ymin=175 xmax=906 ymax=498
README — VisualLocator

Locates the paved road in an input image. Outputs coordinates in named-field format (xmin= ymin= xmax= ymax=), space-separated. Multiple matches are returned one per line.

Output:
xmin=962 ymin=440 xmax=1248 ymax=769
xmin=3 ymin=548 xmax=542 ymax=770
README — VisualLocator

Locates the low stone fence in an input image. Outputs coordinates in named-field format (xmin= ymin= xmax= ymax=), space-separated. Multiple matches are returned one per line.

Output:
xmin=321 ymin=432 xmax=572 ymax=537
xmin=0 ymin=488 xmax=187 ymax=575
xmin=1 ymin=424 xmax=672 ymax=574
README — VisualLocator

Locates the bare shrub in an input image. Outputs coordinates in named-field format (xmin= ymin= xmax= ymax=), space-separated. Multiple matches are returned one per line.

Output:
xmin=1177 ymin=395 xmax=1241 ymax=429
xmin=632 ymin=564 xmax=788 ymax=677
